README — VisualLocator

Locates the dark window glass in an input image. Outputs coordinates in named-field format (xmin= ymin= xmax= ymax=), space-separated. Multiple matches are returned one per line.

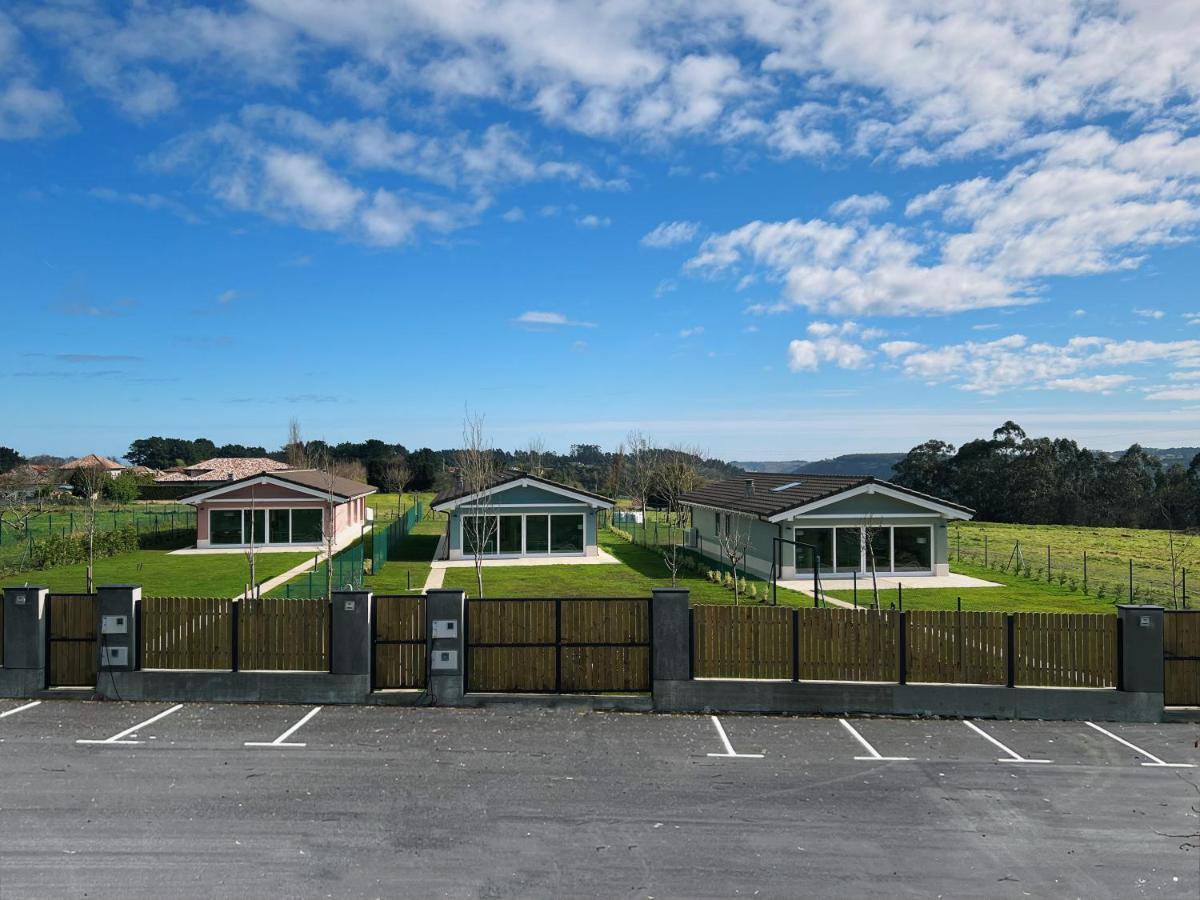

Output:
xmin=244 ymin=509 xmax=265 ymax=544
xmin=893 ymin=527 xmax=932 ymax=570
xmin=868 ymin=527 xmax=891 ymax=572
xmin=835 ymin=527 xmax=862 ymax=573
xmin=498 ymin=515 xmax=522 ymax=553
xmin=292 ymin=508 xmax=323 ymax=542
xmin=462 ymin=515 xmax=497 ymax=555
xmin=794 ymin=527 xmax=833 ymax=573
xmin=525 ymin=515 xmax=549 ymax=553
xmin=550 ymin=514 xmax=584 ymax=553
xmin=211 ymin=509 xmax=242 ymax=544
xmin=269 ymin=509 xmax=290 ymax=544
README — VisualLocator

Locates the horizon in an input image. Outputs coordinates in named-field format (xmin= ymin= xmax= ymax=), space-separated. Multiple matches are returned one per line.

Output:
xmin=3 ymin=4 xmax=1200 ymax=460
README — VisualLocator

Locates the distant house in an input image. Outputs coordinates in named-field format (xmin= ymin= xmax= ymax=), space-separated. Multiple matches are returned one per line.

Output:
xmin=432 ymin=471 xmax=613 ymax=560
xmin=155 ymin=457 xmax=290 ymax=486
xmin=680 ymin=474 xmax=973 ymax=580
xmin=182 ymin=469 xmax=375 ymax=550
xmin=60 ymin=454 xmax=125 ymax=478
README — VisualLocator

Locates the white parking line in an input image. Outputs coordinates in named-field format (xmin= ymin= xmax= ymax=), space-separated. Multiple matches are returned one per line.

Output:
xmin=0 ymin=701 xmax=41 ymax=719
xmin=245 ymin=706 xmax=322 ymax=749
xmin=964 ymin=720 xmax=1052 ymax=764
xmin=839 ymin=718 xmax=911 ymax=761
xmin=1084 ymin=721 xmax=1194 ymax=768
xmin=76 ymin=704 xmax=183 ymax=745
xmin=706 ymin=715 xmax=764 ymax=758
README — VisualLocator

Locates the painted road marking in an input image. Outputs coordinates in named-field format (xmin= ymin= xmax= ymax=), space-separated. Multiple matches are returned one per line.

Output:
xmin=245 ymin=706 xmax=322 ymax=749
xmin=840 ymin=718 xmax=911 ymax=762
xmin=706 ymin=715 xmax=764 ymax=758
xmin=76 ymin=704 xmax=184 ymax=745
xmin=1085 ymin=721 xmax=1194 ymax=768
xmin=964 ymin=720 xmax=1052 ymax=764
xmin=0 ymin=701 xmax=41 ymax=719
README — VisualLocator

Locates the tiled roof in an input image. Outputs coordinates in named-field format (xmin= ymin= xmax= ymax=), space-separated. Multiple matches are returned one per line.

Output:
xmin=679 ymin=472 xmax=973 ymax=518
xmin=61 ymin=453 xmax=123 ymax=471
xmin=180 ymin=468 xmax=375 ymax=502
xmin=432 ymin=470 xmax=613 ymax=508
xmin=155 ymin=457 xmax=289 ymax=482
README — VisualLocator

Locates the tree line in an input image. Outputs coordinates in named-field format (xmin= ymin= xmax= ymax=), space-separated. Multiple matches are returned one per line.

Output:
xmin=891 ymin=422 xmax=1200 ymax=530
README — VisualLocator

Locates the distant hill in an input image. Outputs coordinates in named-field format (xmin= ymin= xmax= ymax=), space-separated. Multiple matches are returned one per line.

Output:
xmin=732 ymin=453 xmax=905 ymax=479
xmin=1132 ymin=447 xmax=1200 ymax=466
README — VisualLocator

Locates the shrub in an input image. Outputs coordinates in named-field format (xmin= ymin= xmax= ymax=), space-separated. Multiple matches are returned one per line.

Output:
xmin=747 ymin=583 xmax=757 ymax=600
xmin=30 ymin=525 xmax=140 ymax=569
xmin=1097 ymin=584 xmax=1107 ymax=599
xmin=722 ymin=572 xmax=733 ymax=588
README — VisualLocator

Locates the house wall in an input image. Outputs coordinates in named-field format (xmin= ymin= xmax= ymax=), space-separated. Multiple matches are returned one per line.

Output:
xmin=689 ymin=508 xmax=780 ymax=578
xmin=446 ymin=504 xmax=598 ymax=559
xmin=194 ymin=494 xmax=366 ymax=549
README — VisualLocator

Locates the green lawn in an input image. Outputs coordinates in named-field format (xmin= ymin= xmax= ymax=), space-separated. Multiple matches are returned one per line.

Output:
xmin=441 ymin=530 xmax=813 ymax=605
xmin=1 ymin=549 xmax=311 ymax=597
xmin=363 ymin=513 xmax=444 ymax=594
xmin=821 ymin=559 xmax=1123 ymax=614
xmin=367 ymin=491 xmax=434 ymax=522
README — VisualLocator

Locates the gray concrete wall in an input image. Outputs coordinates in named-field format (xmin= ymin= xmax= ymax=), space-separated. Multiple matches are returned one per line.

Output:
xmin=3 ymin=586 xmax=48 ymax=673
xmin=98 ymin=671 xmax=370 ymax=704
xmin=653 ymin=679 xmax=1164 ymax=723
xmin=426 ymin=588 xmax=465 ymax=704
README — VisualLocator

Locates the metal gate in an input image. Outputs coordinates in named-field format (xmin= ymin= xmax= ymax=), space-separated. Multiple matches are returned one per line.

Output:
xmin=1164 ymin=611 xmax=1200 ymax=706
xmin=48 ymin=593 xmax=98 ymax=688
xmin=373 ymin=595 xmax=427 ymax=689
xmin=465 ymin=597 xmax=651 ymax=693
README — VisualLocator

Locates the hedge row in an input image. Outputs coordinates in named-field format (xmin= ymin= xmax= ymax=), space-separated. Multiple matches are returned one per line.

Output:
xmin=0 ymin=525 xmax=195 ymax=575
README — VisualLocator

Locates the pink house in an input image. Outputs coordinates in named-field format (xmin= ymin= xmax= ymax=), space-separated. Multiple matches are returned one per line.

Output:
xmin=183 ymin=469 xmax=376 ymax=550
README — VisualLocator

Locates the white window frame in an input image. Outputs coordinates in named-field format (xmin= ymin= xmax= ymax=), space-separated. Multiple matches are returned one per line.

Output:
xmin=792 ymin=523 xmax=934 ymax=575
xmin=459 ymin=511 xmax=588 ymax=557
xmin=209 ymin=506 xmax=325 ymax=546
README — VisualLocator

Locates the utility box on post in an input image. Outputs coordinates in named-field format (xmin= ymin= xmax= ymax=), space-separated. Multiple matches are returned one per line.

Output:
xmin=97 ymin=585 xmax=140 ymax=672
xmin=1116 ymin=604 xmax=1164 ymax=695
xmin=425 ymin=589 xmax=466 ymax=704
xmin=2 ymin=586 xmax=48 ymax=672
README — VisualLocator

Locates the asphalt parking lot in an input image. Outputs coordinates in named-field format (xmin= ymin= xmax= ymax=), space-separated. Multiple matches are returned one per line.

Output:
xmin=0 ymin=698 xmax=1197 ymax=899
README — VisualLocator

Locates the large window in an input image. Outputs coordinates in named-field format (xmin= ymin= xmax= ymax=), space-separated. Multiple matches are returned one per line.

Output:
xmin=245 ymin=509 xmax=265 ymax=544
xmin=291 ymin=508 xmax=323 ymax=543
xmin=461 ymin=515 xmax=497 ymax=555
xmin=893 ymin=526 xmax=932 ymax=571
xmin=210 ymin=509 xmax=242 ymax=545
xmin=498 ymin=515 xmax=522 ymax=554
xmin=526 ymin=515 xmax=549 ymax=553
xmin=835 ymin=527 xmax=862 ymax=573
xmin=269 ymin=509 xmax=291 ymax=544
xmin=794 ymin=527 xmax=833 ymax=572
xmin=868 ymin=527 xmax=891 ymax=573
xmin=550 ymin=514 xmax=584 ymax=553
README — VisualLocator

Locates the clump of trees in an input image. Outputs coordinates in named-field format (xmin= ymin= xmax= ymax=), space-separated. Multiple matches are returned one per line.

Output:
xmin=892 ymin=421 xmax=1200 ymax=530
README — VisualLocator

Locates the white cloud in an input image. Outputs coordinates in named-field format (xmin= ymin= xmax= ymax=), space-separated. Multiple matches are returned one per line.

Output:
xmin=515 ymin=311 xmax=595 ymax=328
xmin=576 ymin=214 xmax=611 ymax=228
xmin=879 ymin=340 xmax=922 ymax=359
xmin=1144 ymin=386 xmax=1200 ymax=402
xmin=1186 ymin=313 xmax=1200 ymax=326
xmin=1045 ymin=375 xmax=1135 ymax=394
xmin=829 ymin=193 xmax=890 ymax=219
xmin=679 ymin=325 xmax=704 ymax=338
xmin=0 ymin=78 xmax=70 ymax=139
xmin=787 ymin=335 xmax=872 ymax=372
xmin=1134 ymin=308 xmax=1165 ymax=319
xmin=217 ymin=289 xmax=238 ymax=304
xmin=641 ymin=220 xmax=700 ymax=248
xmin=501 ymin=206 xmax=525 ymax=222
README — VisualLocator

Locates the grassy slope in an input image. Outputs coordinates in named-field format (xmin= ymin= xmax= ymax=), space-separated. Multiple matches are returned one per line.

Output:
xmin=441 ymin=531 xmax=814 ymax=606
xmin=362 ymin=513 xmax=444 ymax=594
xmin=4 ymin=550 xmax=310 ymax=597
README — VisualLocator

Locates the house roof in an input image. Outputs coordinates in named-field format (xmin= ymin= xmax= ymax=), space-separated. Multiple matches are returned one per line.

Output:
xmin=60 ymin=453 xmax=123 ymax=471
xmin=679 ymin=472 xmax=974 ymax=519
xmin=432 ymin=470 xmax=614 ymax=510
xmin=181 ymin=468 xmax=376 ymax=504
xmin=156 ymin=457 xmax=290 ymax=482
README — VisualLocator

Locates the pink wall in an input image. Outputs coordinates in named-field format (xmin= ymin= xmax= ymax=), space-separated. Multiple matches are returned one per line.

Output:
xmin=194 ymin=494 xmax=365 ymax=544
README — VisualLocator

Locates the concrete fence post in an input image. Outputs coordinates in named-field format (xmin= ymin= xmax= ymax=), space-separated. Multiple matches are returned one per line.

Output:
xmin=650 ymin=588 xmax=690 ymax=710
xmin=2 ymin=586 xmax=49 ymax=695
xmin=425 ymin=588 xmax=466 ymax=705
xmin=96 ymin=585 xmax=140 ymax=676
xmin=1116 ymin=604 xmax=1164 ymax=696
xmin=330 ymin=590 xmax=372 ymax=678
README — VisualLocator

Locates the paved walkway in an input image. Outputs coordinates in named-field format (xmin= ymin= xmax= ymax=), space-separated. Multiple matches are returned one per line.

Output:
xmin=421 ymin=549 xmax=621 ymax=593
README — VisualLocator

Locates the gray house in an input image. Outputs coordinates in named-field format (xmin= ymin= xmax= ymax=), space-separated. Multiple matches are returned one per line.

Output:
xmin=681 ymin=474 xmax=973 ymax=580
xmin=432 ymin=472 xmax=614 ymax=560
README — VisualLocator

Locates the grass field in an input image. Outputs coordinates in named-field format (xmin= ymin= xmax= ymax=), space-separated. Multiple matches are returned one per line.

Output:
xmin=949 ymin=520 xmax=1195 ymax=608
xmin=363 ymin=513 xmax=444 ymax=594
xmin=441 ymin=530 xmax=812 ymax=605
xmin=3 ymin=549 xmax=310 ymax=597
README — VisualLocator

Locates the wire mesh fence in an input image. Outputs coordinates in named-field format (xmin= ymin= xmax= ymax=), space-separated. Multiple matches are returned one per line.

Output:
xmin=0 ymin=504 xmax=196 ymax=570
xmin=280 ymin=542 xmax=365 ymax=599
xmin=370 ymin=500 xmax=425 ymax=575
xmin=599 ymin=508 xmax=688 ymax=548
xmin=950 ymin=526 xmax=1191 ymax=608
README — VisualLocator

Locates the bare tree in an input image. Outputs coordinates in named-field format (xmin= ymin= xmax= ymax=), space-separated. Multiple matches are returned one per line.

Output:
xmin=381 ymin=457 xmax=412 ymax=519
xmin=286 ymin=417 xmax=309 ymax=469
xmin=717 ymin=511 xmax=754 ymax=605
xmin=308 ymin=446 xmax=343 ymax=599
xmin=655 ymin=445 xmax=704 ymax=588
xmin=330 ymin=458 xmax=368 ymax=483
xmin=607 ymin=442 xmax=625 ymax=528
xmin=244 ymin=491 xmax=258 ymax=598
xmin=457 ymin=412 xmax=500 ymax=599
xmin=73 ymin=464 xmax=108 ymax=593
xmin=862 ymin=516 xmax=884 ymax=610
xmin=0 ymin=470 xmax=41 ymax=544
xmin=523 ymin=437 xmax=546 ymax=478
xmin=1166 ymin=529 xmax=1196 ymax=610
xmin=625 ymin=430 xmax=656 ymax=525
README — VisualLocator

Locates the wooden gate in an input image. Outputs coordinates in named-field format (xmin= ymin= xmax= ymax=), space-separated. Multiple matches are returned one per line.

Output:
xmin=374 ymin=595 xmax=426 ymax=689
xmin=1165 ymin=611 xmax=1200 ymax=706
xmin=48 ymin=593 xmax=98 ymax=688
xmin=465 ymin=598 xmax=650 ymax=693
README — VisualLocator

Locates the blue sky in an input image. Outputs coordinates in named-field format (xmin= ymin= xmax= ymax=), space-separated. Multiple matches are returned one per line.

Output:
xmin=3 ymin=1 xmax=1200 ymax=461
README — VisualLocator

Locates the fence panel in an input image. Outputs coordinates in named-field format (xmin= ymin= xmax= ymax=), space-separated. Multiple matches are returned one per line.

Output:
xmin=560 ymin=599 xmax=650 ymax=692
xmin=1164 ymin=611 xmax=1200 ymax=706
xmin=239 ymin=597 xmax=330 ymax=671
xmin=374 ymin=595 xmax=427 ymax=689
xmin=141 ymin=596 xmax=233 ymax=670
xmin=797 ymin=608 xmax=898 ymax=682
xmin=906 ymin=610 xmax=1007 ymax=685
xmin=1013 ymin=612 xmax=1115 ymax=688
xmin=48 ymin=593 xmax=97 ymax=687
xmin=466 ymin=599 xmax=556 ymax=692
xmin=692 ymin=605 xmax=792 ymax=679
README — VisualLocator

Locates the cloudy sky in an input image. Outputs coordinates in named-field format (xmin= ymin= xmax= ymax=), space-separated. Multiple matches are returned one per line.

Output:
xmin=4 ymin=1 xmax=1200 ymax=460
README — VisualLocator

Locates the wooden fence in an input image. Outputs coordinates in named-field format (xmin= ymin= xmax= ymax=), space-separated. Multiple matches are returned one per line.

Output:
xmin=239 ymin=597 xmax=330 ymax=671
xmin=1163 ymin=611 xmax=1200 ymax=706
xmin=142 ymin=597 xmax=233 ymax=670
xmin=690 ymin=605 xmax=1117 ymax=688
xmin=465 ymin=598 xmax=650 ymax=693
xmin=374 ymin=595 xmax=426 ymax=689
xmin=48 ymin=593 xmax=97 ymax=688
